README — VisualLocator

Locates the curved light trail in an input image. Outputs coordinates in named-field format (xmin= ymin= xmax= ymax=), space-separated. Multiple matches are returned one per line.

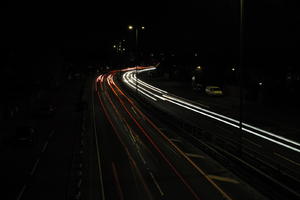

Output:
xmin=122 ymin=67 xmax=300 ymax=153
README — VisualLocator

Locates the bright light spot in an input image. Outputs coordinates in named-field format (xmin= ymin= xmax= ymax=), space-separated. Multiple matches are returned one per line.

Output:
xmin=195 ymin=53 xmax=198 ymax=57
xmin=232 ymin=68 xmax=235 ymax=71
xmin=128 ymin=25 xmax=133 ymax=30
xmin=259 ymin=82 xmax=263 ymax=86
xmin=113 ymin=45 xmax=116 ymax=48
xmin=196 ymin=66 xmax=202 ymax=70
xmin=123 ymin=48 xmax=125 ymax=51
xmin=141 ymin=26 xmax=145 ymax=30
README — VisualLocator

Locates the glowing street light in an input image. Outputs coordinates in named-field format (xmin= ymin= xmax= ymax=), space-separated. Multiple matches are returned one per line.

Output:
xmin=128 ymin=25 xmax=133 ymax=30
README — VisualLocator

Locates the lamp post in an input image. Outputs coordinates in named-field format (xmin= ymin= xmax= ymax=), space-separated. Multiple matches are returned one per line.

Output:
xmin=239 ymin=0 xmax=245 ymax=155
xmin=128 ymin=25 xmax=145 ymax=94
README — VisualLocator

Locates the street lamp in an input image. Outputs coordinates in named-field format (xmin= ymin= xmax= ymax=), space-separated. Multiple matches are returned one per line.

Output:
xmin=239 ymin=0 xmax=245 ymax=155
xmin=128 ymin=25 xmax=145 ymax=94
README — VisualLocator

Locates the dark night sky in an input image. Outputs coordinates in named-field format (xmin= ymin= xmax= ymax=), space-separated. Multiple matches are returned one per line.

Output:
xmin=1 ymin=1 xmax=299 ymax=64
xmin=1 ymin=1 xmax=237 ymax=47
xmin=1 ymin=0 xmax=299 ymax=106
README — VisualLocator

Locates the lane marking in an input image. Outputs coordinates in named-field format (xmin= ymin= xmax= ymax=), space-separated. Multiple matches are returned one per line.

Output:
xmin=137 ymin=150 xmax=146 ymax=164
xmin=170 ymin=138 xmax=182 ymax=143
xmin=92 ymin=79 xmax=106 ymax=200
xmin=207 ymin=175 xmax=239 ymax=184
xmin=131 ymin=106 xmax=138 ymax=116
xmin=194 ymin=100 xmax=210 ymax=109
xmin=133 ymin=105 xmax=234 ymax=200
xmin=16 ymin=185 xmax=27 ymax=200
xmin=185 ymin=153 xmax=205 ymax=159
xmin=112 ymin=162 xmax=124 ymax=200
xmin=149 ymin=172 xmax=164 ymax=196
xmin=77 ymin=178 xmax=82 ymax=188
xmin=242 ymin=137 xmax=262 ymax=148
xmin=274 ymin=152 xmax=300 ymax=167
xmin=126 ymin=124 xmax=137 ymax=143
xmin=98 ymin=85 xmax=154 ymax=200
xmin=41 ymin=141 xmax=48 ymax=153
xmin=49 ymin=130 xmax=55 ymax=138
xmin=118 ymin=74 xmax=233 ymax=200
xmin=75 ymin=191 xmax=81 ymax=199
xmin=109 ymin=75 xmax=202 ymax=200
xmin=30 ymin=158 xmax=40 ymax=176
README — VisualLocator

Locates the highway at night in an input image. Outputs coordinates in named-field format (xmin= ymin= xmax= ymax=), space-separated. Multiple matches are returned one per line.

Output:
xmin=92 ymin=67 xmax=300 ymax=200
xmin=3 ymin=1 xmax=300 ymax=200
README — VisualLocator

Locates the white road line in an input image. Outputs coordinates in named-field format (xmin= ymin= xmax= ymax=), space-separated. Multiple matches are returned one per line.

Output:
xmin=77 ymin=179 xmax=82 ymax=188
xmin=170 ymin=138 xmax=182 ymax=143
xmin=49 ymin=130 xmax=55 ymax=138
xmin=131 ymin=106 xmax=138 ymax=116
xmin=149 ymin=172 xmax=164 ymax=196
xmin=274 ymin=152 xmax=300 ymax=167
xmin=75 ymin=191 xmax=81 ymax=200
xmin=185 ymin=153 xmax=205 ymax=159
xmin=92 ymin=79 xmax=106 ymax=200
xmin=16 ymin=185 xmax=27 ymax=200
xmin=41 ymin=141 xmax=48 ymax=153
xmin=242 ymin=137 xmax=262 ymax=148
xmin=137 ymin=150 xmax=146 ymax=164
xmin=207 ymin=175 xmax=239 ymax=184
xmin=30 ymin=158 xmax=40 ymax=176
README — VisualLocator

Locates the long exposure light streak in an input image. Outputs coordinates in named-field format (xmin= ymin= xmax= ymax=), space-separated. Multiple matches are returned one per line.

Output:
xmin=120 ymin=67 xmax=300 ymax=153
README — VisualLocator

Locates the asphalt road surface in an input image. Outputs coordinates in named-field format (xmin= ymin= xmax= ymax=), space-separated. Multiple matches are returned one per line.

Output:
xmin=119 ymin=67 xmax=300 ymax=199
xmin=92 ymin=68 xmax=269 ymax=200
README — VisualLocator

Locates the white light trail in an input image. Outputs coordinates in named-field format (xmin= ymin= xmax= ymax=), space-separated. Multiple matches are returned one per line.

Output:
xmin=121 ymin=67 xmax=300 ymax=152
xmin=242 ymin=128 xmax=300 ymax=153
xmin=123 ymin=71 xmax=166 ymax=101
xmin=166 ymin=98 xmax=240 ymax=129
xmin=122 ymin=73 xmax=157 ymax=101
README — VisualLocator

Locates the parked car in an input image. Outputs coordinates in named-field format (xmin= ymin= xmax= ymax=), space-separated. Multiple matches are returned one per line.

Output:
xmin=205 ymin=86 xmax=223 ymax=96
